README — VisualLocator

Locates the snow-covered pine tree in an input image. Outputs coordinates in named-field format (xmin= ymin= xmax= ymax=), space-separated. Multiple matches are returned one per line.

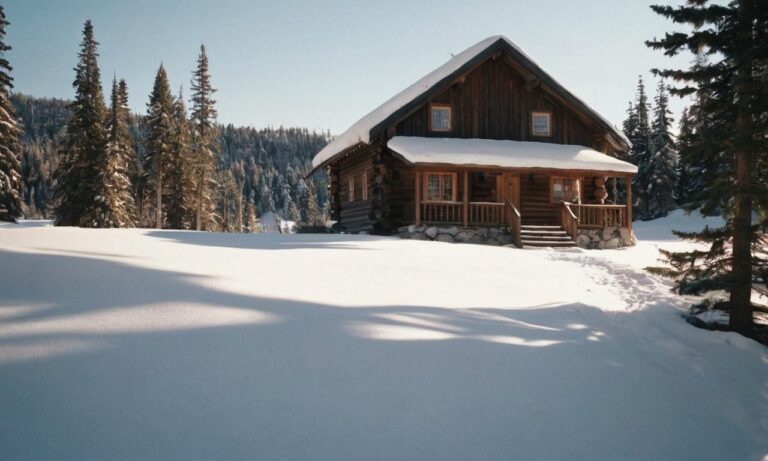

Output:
xmin=644 ymin=79 xmax=678 ymax=219
xmin=86 ymin=77 xmax=137 ymax=227
xmin=53 ymin=20 xmax=108 ymax=226
xmin=0 ymin=6 xmax=22 ymax=222
xmin=627 ymin=76 xmax=653 ymax=220
xmin=646 ymin=0 xmax=768 ymax=334
xmin=145 ymin=64 xmax=174 ymax=229
xmin=190 ymin=44 xmax=218 ymax=231
xmin=165 ymin=86 xmax=193 ymax=229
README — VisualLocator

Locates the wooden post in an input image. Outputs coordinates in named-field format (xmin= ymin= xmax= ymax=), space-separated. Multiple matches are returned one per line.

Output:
xmin=625 ymin=175 xmax=633 ymax=230
xmin=462 ymin=170 xmax=469 ymax=227
xmin=415 ymin=168 xmax=421 ymax=226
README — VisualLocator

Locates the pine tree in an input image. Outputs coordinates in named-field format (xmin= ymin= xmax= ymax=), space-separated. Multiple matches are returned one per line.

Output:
xmin=0 ymin=6 xmax=22 ymax=222
xmin=190 ymin=44 xmax=218 ymax=231
xmin=627 ymin=76 xmax=654 ymax=220
xmin=145 ymin=64 xmax=174 ymax=229
xmin=646 ymin=0 xmax=768 ymax=334
xmin=619 ymin=102 xmax=639 ymax=204
xmin=165 ymin=86 xmax=193 ymax=229
xmin=53 ymin=20 xmax=108 ymax=226
xmin=644 ymin=79 xmax=678 ymax=218
xmin=245 ymin=198 xmax=259 ymax=233
xmin=86 ymin=77 xmax=136 ymax=227
xmin=675 ymin=106 xmax=697 ymax=206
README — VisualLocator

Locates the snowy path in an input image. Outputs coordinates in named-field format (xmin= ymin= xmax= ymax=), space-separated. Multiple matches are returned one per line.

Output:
xmin=0 ymin=214 xmax=766 ymax=460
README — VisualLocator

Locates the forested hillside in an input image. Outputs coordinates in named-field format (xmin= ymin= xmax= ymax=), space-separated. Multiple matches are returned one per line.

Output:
xmin=11 ymin=93 xmax=331 ymax=227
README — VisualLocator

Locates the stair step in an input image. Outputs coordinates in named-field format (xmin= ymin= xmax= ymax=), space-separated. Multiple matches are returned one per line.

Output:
xmin=521 ymin=240 xmax=578 ymax=248
xmin=520 ymin=234 xmax=571 ymax=240
xmin=521 ymin=225 xmax=563 ymax=230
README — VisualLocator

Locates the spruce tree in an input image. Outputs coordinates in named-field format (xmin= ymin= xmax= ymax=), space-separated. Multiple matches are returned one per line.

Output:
xmin=675 ymin=107 xmax=697 ymax=206
xmin=86 ymin=77 xmax=136 ymax=227
xmin=165 ymin=86 xmax=193 ymax=229
xmin=190 ymin=44 xmax=218 ymax=231
xmin=53 ymin=20 xmax=108 ymax=226
xmin=646 ymin=0 xmax=768 ymax=334
xmin=616 ymin=102 xmax=640 ymax=204
xmin=0 ymin=6 xmax=22 ymax=222
xmin=145 ymin=65 xmax=174 ymax=229
xmin=645 ymin=80 xmax=678 ymax=218
xmin=245 ymin=197 xmax=258 ymax=233
xmin=627 ymin=76 xmax=654 ymax=220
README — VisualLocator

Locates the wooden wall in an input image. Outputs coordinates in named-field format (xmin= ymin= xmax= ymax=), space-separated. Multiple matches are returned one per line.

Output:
xmin=394 ymin=56 xmax=596 ymax=147
xmin=389 ymin=156 xmax=415 ymax=227
xmin=337 ymin=148 xmax=374 ymax=233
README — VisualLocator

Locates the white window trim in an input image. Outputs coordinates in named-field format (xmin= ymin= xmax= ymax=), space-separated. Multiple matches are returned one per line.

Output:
xmin=361 ymin=173 xmax=368 ymax=201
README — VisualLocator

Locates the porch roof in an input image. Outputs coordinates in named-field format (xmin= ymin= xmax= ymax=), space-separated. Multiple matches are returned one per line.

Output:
xmin=388 ymin=137 xmax=638 ymax=175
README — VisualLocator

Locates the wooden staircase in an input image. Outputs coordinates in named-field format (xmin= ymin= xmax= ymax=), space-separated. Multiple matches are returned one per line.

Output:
xmin=520 ymin=225 xmax=577 ymax=248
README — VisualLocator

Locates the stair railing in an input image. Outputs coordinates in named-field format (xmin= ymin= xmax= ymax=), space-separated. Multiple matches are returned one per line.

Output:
xmin=505 ymin=200 xmax=522 ymax=248
xmin=560 ymin=201 xmax=579 ymax=241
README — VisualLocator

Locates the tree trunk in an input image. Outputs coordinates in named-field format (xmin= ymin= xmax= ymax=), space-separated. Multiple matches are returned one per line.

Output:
xmin=729 ymin=0 xmax=754 ymax=333
xmin=195 ymin=167 xmax=204 ymax=231
xmin=155 ymin=169 xmax=162 ymax=229
xmin=236 ymin=189 xmax=243 ymax=233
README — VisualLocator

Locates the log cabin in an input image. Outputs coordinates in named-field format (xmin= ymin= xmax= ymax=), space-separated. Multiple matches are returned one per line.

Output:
xmin=310 ymin=36 xmax=638 ymax=248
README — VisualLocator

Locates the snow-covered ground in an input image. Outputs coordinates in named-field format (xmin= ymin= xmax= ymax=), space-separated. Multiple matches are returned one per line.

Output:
xmin=0 ymin=212 xmax=766 ymax=460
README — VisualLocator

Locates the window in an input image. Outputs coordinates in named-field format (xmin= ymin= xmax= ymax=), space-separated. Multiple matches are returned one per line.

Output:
xmin=348 ymin=177 xmax=355 ymax=202
xmin=551 ymin=177 xmax=579 ymax=203
xmin=361 ymin=173 xmax=368 ymax=201
xmin=430 ymin=104 xmax=452 ymax=132
xmin=531 ymin=111 xmax=552 ymax=137
xmin=423 ymin=172 xmax=457 ymax=202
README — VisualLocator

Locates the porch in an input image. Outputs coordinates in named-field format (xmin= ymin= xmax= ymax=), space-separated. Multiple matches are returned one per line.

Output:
xmin=412 ymin=167 xmax=634 ymax=248
xmin=388 ymin=136 xmax=637 ymax=247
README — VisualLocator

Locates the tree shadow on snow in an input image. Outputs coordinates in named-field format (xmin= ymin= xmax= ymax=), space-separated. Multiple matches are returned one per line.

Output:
xmin=0 ymin=248 xmax=763 ymax=461
xmin=144 ymin=230 xmax=385 ymax=251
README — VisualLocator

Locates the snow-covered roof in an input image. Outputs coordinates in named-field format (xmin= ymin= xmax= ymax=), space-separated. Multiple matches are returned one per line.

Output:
xmin=312 ymin=35 xmax=630 ymax=171
xmin=387 ymin=137 xmax=638 ymax=174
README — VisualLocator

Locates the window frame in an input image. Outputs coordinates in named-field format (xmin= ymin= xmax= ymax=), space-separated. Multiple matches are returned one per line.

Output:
xmin=429 ymin=103 xmax=453 ymax=132
xmin=531 ymin=111 xmax=552 ymax=137
xmin=422 ymin=171 xmax=458 ymax=203
xmin=361 ymin=173 xmax=368 ymax=201
xmin=348 ymin=177 xmax=355 ymax=202
xmin=550 ymin=176 xmax=580 ymax=204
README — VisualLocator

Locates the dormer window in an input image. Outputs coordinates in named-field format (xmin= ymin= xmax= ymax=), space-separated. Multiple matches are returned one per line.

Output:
xmin=531 ymin=111 xmax=552 ymax=137
xmin=430 ymin=104 xmax=452 ymax=132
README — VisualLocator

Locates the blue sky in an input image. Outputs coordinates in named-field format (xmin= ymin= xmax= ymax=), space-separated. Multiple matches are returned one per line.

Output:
xmin=5 ymin=0 xmax=692 ymax=134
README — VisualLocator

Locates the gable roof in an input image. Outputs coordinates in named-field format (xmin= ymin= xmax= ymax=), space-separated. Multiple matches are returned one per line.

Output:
xmin=312 ymin=35 xmax=630 ymax=171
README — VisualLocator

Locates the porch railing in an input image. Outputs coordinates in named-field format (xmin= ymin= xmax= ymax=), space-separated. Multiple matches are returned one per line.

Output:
xmin=571 ymin=203 xmax=628 ymax=229
xmin=420 ymin=201 xmax=506 ymax=226
xmin=506 ymin=200 xmax=522 ymax=248
xmin=420 ymin=201 xmax=463 ymax=225
xmin=469 ymin=202 xmax=505 ymax=226
xmin=561 ymin=201 xmax=579 ymax=240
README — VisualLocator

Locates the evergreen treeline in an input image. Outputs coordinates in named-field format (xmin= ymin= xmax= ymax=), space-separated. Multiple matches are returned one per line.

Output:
xmin=12 ymin=93 xmax=331 ymax=229
xmin=10 ymin=20 xmax=330 ymax=230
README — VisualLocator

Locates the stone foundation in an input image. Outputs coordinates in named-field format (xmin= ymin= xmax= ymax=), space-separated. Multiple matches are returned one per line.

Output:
xmin=398 ymin=225 xmax=516 ymax=246
xmin=576 ymin=227 xmax=636 ymax=249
